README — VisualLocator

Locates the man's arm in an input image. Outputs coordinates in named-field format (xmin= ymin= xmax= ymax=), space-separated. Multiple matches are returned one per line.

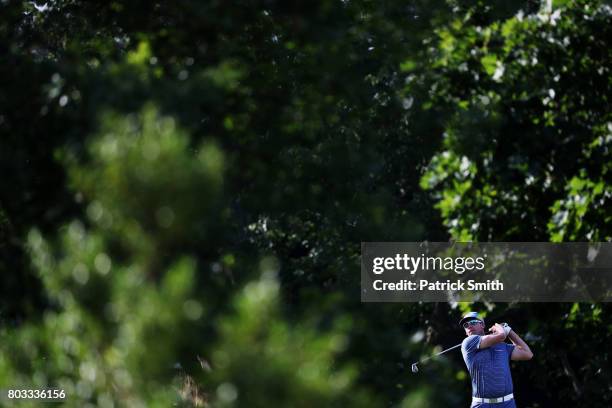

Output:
xmin=508 ymin=330 xmax=534 ymax=360
xmin=479 ymin=323 xmax=507 ymax=349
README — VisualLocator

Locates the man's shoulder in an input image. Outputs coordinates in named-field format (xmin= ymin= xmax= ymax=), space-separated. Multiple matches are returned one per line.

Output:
xmin=462 ymin=334 xmax=482 ymax=351
xmin=462 ymin=334 xmax=481 ymax=344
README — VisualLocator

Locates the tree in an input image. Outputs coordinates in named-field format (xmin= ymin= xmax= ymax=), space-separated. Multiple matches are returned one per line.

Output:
xmin=418 ymin=0 xmax=612 ymax=405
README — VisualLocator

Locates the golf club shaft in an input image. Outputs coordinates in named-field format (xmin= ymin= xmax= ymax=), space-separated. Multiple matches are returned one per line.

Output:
xmin=416 ymin=343 xmax=462 ymax=365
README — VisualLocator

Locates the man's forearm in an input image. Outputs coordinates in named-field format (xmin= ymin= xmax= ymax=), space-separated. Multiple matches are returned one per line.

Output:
xmin=508 ymin=330 xmax=533 ymax=358
xmin=479 ymin=325 xmax=507 ymax=349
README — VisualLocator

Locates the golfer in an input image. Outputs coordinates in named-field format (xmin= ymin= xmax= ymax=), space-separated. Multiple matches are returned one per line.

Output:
xmin=459 ymin=312 xmax=533 ymax=407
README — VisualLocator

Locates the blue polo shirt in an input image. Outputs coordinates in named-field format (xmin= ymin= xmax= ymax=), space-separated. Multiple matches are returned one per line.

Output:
xmin=461 ymin=335 xmax=516 ymax=408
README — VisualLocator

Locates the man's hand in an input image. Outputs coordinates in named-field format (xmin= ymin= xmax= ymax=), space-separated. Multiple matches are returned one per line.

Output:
xmin=501 ymin=323 xmax=512 ymax=336
xmin=489 ymin=323 xmax=508 ymax=339
xmin=479 ymin=323 xmax=507 ymax=349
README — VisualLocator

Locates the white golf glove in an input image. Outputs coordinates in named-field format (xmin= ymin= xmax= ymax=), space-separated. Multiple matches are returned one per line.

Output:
xmin=501 ymin=323 xmax=512 ymax=337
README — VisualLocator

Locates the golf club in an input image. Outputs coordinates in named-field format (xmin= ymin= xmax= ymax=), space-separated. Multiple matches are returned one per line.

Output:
xmin=411 ymin=343 xmax=462 ymax=373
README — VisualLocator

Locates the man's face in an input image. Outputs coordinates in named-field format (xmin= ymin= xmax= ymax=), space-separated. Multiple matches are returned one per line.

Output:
xmin=463 ymin=319 xmax=484 ymax=336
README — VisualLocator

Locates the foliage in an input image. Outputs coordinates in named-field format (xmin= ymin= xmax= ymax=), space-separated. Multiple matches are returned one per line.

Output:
xmin=419 ymin=0 xmax=612 ymax=242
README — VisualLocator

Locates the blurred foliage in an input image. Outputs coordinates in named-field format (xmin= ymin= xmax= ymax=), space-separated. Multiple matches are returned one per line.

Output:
xmin=0 ymin=0 xmax=611 ymax=407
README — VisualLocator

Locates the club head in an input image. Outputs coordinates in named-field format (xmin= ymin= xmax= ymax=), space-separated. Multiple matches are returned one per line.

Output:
xmin=411 ymin=363 xmax=418 ymax=373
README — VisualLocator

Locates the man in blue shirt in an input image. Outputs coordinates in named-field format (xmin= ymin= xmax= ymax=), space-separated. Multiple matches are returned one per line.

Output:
xmin=460 ymin=312 xmax=534 ymax=408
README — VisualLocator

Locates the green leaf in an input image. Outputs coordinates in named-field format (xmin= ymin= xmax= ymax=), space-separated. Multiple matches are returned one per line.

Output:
xmin=480 ymin=54 xmax=498 ymax=76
